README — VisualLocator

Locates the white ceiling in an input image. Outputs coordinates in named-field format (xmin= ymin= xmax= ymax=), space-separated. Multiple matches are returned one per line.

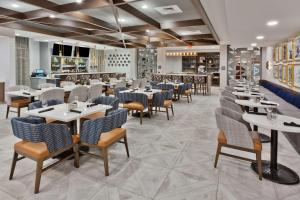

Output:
xmin=0 ymin=0 xmax=40 ymax=12
xmin=200 ymin=0 xmax=300 ymax=48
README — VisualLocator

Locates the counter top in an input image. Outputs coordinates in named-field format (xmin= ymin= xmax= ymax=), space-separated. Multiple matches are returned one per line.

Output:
xmin=51 ymin=72 xmax=120 ymax=76
xmin=30 ymin=77 xmax=60 ymax=79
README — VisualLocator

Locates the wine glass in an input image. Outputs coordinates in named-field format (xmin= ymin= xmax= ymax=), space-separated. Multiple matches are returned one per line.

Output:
xmin=266 ymin=107 xmax=273 ymax=120
xmin=260 ymin=94 xmax=265 ymax=101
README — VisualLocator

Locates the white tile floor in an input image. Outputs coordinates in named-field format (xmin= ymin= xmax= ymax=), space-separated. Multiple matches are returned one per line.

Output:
xmin=0 ymin=87 xmax=300 ymax=200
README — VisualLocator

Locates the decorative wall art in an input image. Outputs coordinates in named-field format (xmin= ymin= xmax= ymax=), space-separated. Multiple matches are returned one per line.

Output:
xmin=106 ymin=53 xmax=131 ymax=67
xmin=294 ymin=36 xmax=300 ymax=60
xmin=273 ymin=65 xmax=279 ymax=78
xmin=278 ymin=64 xmax=283 ymax=81
xmin=287 ymin=40 xmax=293 ymax=61
xmin=294 ymin=65 xmax=300 ymax=87
xmin=278 ymin=45 xmax=283 ymax=62
xmin=283 ymin=43 xmax=287 ymax=62
xmin=287 ymin=64 xmax=294 ymax=86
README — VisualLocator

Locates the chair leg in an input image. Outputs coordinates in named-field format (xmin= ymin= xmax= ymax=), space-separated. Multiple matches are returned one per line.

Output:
xmin=73 ymin=144 xmax=80 ymax=168
xmin=9 ymin=151 xmax=18 ymax=180
xmin=124 ymin=135 xmax=130 ymax=157
xmin=34 ymin=160 xmax=43 ymax=194
xmin=256 ymin=151 xmax=262 ymax=180
xmin=6 ymin=106 xmax=10 ymax=119
xmin=190 ymin=94 xmax=192 ymax=101
xmin=171 ymin=104 xmax=174 ymax=116
xmin=140 ymin=110 xmax=143 ymax=125
xmin=187 ymin=95 xmax=190 ymax=103
xmin=17 ymin=107 xmax=21 ymax=117
xmin=102 ymin=148 xmax=109 ymax=176
xmin=214 ymin=143 xmax=222 ymax=168
xmin=166 ymin=107 xmax=169 ymax=120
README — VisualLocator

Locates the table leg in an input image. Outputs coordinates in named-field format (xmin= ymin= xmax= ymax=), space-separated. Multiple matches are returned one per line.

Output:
xmin=253 ymin=107 xmax=270 ymax=143
xmin=251 ymin=129 xmax=299 ymax=184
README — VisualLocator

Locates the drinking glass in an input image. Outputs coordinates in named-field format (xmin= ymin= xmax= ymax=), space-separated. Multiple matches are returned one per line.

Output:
xmin=74 ymin=96 xmax=79 ymax=103
xmin=266 ymin=107 xmax=273 ymax=120
xmin=260 ymin=94 xmax=265 ymax=101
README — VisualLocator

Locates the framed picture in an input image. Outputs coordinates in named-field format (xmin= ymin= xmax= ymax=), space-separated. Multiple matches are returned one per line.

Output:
xmin=287 ymin=40 xmax=294 ymax=61
xmin=273 ymin=65 xmax=279 ymax=78
xmin=273 ymin=47 xmax=277 ymax=62
xmin=278 ymin=45 xmax=283 ymax=62
xmin=287 ymin=64 xmax=294 ymax=86
xmin=283 ymin=43 xmax=287 ymax=62
xmin=278 ymin=64 xmax=283 ymax=81
xmin=276 ymin=46 xmax=280 ymax=62
xmin=294 ymin=36 xmax=300 ymax=60
xmin=294 ymin=65 xmax=300 ymax=87
xmin=281 ymin=65 xmax=287 ymax=82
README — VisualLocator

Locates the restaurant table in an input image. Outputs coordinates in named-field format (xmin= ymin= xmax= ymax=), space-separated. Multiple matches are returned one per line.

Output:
xmin=235 ymin=99 xmax=279 ymax=143
xmin=119 ymin=89 xmax=161 ymax=97
xmin=232 ymin=91 xmax=264 ymax=98
xmin=233 ymin=87 xmax=259 ymax=92
xmin=242 ymin=112 xmax=300 ymax=184
xmin=26 ymin=102 xmax=112 ymax=134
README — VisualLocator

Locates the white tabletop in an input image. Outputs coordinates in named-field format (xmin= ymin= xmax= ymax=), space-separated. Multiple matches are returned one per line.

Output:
xmin=242 ymin=112 xmax=300 ymax=133
xmin=233 ymin=87 xmax=259 ymax=92
xmin=235 ymin=99 xmax=279 ymax=108
xmin=120 ymin=89 xmax=161 ymax=97
xmin=7 ymin=90 xmax=42 ymax=98
xmin=26 ymin=103 xmax=112 ymax=122
xmin=232 ymin=91 xmax=264 ymax=98
xmin=158 ymin=82 xmax=184 ymax=86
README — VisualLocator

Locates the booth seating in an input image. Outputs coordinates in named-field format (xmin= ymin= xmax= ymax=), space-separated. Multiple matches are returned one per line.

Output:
xmin=260 ymin=80 xmax=300 ymax=154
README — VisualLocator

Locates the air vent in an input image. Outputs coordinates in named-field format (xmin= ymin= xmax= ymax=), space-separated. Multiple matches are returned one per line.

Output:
xmin=154 ymin=5 xmax=183 ymax=15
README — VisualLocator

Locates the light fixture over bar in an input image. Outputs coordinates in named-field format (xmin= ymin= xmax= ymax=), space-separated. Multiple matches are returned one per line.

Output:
xmin=166 ymin=51 xmax=198 ymax=57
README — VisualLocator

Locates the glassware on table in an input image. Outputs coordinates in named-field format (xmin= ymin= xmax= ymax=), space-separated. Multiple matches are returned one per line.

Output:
xmin=271 ymin=111 xmax=278 ymax=120
xmin=74 ymin=96 xmax=79 ymax=103
xmin=260 ymin=94 xmax=265 ymax=101
xmin=266 ymin=107 xmax=273 ymax=120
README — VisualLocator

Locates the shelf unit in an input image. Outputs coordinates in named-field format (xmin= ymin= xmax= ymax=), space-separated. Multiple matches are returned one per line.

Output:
xmin=51 ymin=56 xmax=89 ymax=73
xmin=137 ymin=48 xmax=157 ymax=80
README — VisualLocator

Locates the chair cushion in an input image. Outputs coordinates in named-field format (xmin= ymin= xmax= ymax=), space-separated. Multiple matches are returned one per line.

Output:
xmin=14 ymin=135 xmax=79 ymax=160
xmin=164 ymin=100 xmax=172 ymax=107
xmin=97 ymin=128 xmax=126 ymax=148
xmin=11 ymin=99 xmax=30 ymax=108
xmin=184 ymin=89 xmax=192 ymax=95
xmin=81 ymin=112 xmax=105 ymax=120
xmin=123 ymin=102 xmax=144 ymax=110
xmin=106 ymin=88 xmax=114 ymax=95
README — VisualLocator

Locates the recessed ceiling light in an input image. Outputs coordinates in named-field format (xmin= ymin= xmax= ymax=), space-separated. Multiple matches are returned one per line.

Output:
xmin=142 ymin=4 xmax=148 ymax=9
xmin=251 ymin=43 xmax=257 ymax=47
xmin=76 ymin=0 xmax=83 ymax=3
xmin=11 ymin=4 xmax=19 ymax=8
xmin=49 ymin=14 xmax=56 ymax=18
xmin=15 ymin=33 xmax=20 ymax=36
xmin=118 ymin=18 xmax=125 ymax=22
xmin=267 ymin=20 xmax=279 ymax=26
xmin=146 ymin=29 xmax=150 ymax=33
xmin=256 ymin=35 xmax=264 ymax=40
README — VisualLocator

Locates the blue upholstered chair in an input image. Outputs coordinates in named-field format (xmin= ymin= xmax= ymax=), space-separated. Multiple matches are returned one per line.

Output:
xmin=9 ymin=117 xmax=79 ymax=193
xmin=158 ymin=83 xmax=174 ymax=91
xmin=152 ymin=89 xmax=174 ymax=120
xmin=82 ymin=96 xmax=120 ymax=121
xmin=118 ymin=92 xmax=149 ymax=124
xmin=178 ymin=83 xmax=193 ymax=103
xmin=79 ymin=109 xmax=129 ymax=176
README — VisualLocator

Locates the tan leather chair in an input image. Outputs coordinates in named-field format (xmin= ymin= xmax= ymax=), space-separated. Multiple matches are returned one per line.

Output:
xmin=6 ymin=85 xmax=31 ymax=118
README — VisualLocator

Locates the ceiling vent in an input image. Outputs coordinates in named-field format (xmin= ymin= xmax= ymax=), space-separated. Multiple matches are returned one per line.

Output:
xmin=154 ymin=5 xmax=183 ymax=15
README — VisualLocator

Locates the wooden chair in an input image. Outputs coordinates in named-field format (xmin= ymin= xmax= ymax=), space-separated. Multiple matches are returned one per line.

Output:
xmin=214 ymin=107 xmax=262 ymax=180
xmin=79 ymin=109 xmax=129 ymax=176
xmin=178 ymin=83 xmax=193 ymax=103
xmin=6 ymin=85 xmax=31 ymax=119
xmin=10 ymin=117 xmax=79 ymax=193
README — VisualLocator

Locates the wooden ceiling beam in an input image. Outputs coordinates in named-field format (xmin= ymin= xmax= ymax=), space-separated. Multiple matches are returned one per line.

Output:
xmin=122 ymin=24 xmax=155 ymax=33
xmin=161 ymin=19 xmax=205 ymax=29
xmin=181 ymin=34 xmax=214 ymax=40
xmin=18 ymin=0 xmax=60 ymax=12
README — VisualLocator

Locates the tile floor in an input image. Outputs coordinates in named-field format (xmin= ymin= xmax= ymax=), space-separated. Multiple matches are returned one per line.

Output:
xmin=0 ymin=87 xmax=300 ymax=200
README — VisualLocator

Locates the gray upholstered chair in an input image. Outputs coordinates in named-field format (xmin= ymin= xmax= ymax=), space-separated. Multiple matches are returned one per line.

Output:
xmin=219 ymin=96 xmax=243 ymax=113
xmin=214 ymin=107 xmax=262 ymax=180
xmin=140 ymin=78 xmax=148 ymax=89
xmin=221 ymin=90 xmax=237 ymax=102
xmin=88 ymin=84 xmax=103 ymax=100
xmin=60 ymin=81 xmax=75 ymax=87
xmin=79 ymin=109 xmax=129 ymax=176
xmin=132 ymin=79 xmax=141 ymax=89
xmin=115 ymin=81 xmax=126 ymax=89
xmin=39 ymin=83 xmax=56 ymax=89
xmin=225 ymin=86 xmax=235 ymax=93
xmin=10 ymin=117 xmax=79 ymax=193
xmin=89 ymin=79 xmax=101 ymax=85
xmin=6 ymin=85 xmax=31 ymax=118
xmin=39 ymin=88 xmax=64 ymax=104
xmin=68 ymin=86 xmax=89 ymax=103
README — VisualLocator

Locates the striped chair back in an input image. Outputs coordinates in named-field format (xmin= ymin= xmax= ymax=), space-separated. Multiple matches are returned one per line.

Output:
xmin=215 ymin=108 xmax=253 ymax=149
xmin=115 ymin=87 xmax=128 ymax=96
xmin=80 ymin=109 xmax=128 ymax=145
xmin=92 ymin=96 xmax=119 ymax=115
xmin=11 ymin=117 xmax=72 ymax=153
xmin=158 ymin=83 xmax=174 ymax=91
xmin=177 ymin=83 xmax=190 ymax=95
xmin=28 ymin=99 xmax=63 ymax=110
xmin=152 ymin=90 xmax=170 ymax=107
xmin=117 ymin=92 xmax=148 ymax=108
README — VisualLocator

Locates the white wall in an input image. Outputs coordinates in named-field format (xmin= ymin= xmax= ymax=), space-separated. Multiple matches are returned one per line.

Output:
xmin=39 ymin=42 xmax=51 ymax=75
xmin=104 ymin=48 xmax=137 ymax=79
xmin=261 ymin=46 xmax=300 ymax=92
xmin=0 ymin=36 xmax=16 ymax=88
xmin=29 ymin=39 xmax=40 ymax=73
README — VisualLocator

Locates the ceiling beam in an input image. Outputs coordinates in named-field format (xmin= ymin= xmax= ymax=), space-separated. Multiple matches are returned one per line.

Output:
xmin=18 ymin=0 xmax=60 ymax=12
xmin=190 ymin=0 xmax=220 ymax=44
xmin=161 ymin=19 xmax=205 ymax=29
xmin=181 ymin=34 xmax=214 ymax=40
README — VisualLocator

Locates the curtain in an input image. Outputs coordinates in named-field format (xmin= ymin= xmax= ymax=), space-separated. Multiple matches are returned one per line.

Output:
xmin=15 ymin=37 xmax=30 ymax=86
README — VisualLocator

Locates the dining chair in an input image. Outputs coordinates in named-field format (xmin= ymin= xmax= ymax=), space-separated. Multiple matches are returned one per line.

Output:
xmin=118 ymin=92 xmax=149 ymax=124
xmin=178 ymin=83 xmax=192 ymax=103
xmin=152 ymin=89 xmax=174 ymax=120
xmin=6 ymin=85 xmax=31 ymax=118
xmin=221 ymin=90 xmax=237 ymax=101
xmin=39 ymin=88 xmax=64 ymax=104
xmin=39 ymin=83 xmax=56 ymax=89
xmin=132 ymin=79 xmax=141 ymax=89
xmin=68 ymin=86 xmax=89 ymax=103
xmin=140 ymin=78 xmax=148 ymax=89
xmin=60 ymin=81 xmax=75 ymax=87
xmin=79 ymin=109 xmax=129 ymax=176
xmin=219 ymin=96 xmax=243 ymax=113
xmin=88 ymin=84 xmax=103 ymax=100
xmin=225 ymin=86 xmax=235 ymax=93
xmin=158 ymin=83 xmax=175 ymax=91
xmin=10 ymin=117 xmax=79 ymax=193
xmin=194 ymin=76 xmax=207 ymax=95
xmin=89 ymin=79 xmax=101 ymax=85
xmin=214 ymin=107 xmax=262 ymax=180
xmin=82 ymin=96 xmax=120 ymax=121
xmin=106 ymin=81 xmax=126 ymax=96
